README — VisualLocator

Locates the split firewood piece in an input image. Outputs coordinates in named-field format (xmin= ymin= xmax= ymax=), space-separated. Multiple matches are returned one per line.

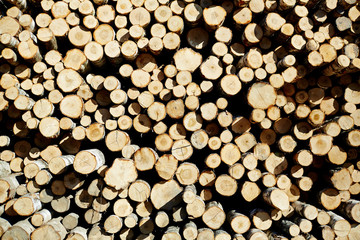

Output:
xmin=30 ymin=218 xmax=67 ymax=240
xmin=215 ymin=174 xmax=237 ymax=196
xmin=227 ymin=210 xmax=251 ymax=234
xmin=203 ymin=6 xmax=226 ymax=30
xmin=150 ymin=179 xmax=183 ymax=210
xmin=13 ymin=193 xmax=41 ymax=216
xmin=104 ymin=158 xmax=137 ymax=190
xmin=174 ymin=48 xmax=202 ymax=72
xmin=263 ymin=187 xmax=289 ymax=211
xmin=73 ymin=149 xmax=105 ymax=175
xmin=2 ymin=219 xmax=35 ymax=240
xmin=202 ymin=201 xmax=226 ymax=230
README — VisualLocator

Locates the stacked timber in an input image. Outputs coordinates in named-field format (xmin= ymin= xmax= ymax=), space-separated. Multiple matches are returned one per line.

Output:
xmin=0 ymin=0 xmax=359 ymax=239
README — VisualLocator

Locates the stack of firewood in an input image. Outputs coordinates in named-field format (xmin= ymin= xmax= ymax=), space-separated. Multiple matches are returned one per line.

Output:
xmin=0 ymin=0 xmax=359 ymax=239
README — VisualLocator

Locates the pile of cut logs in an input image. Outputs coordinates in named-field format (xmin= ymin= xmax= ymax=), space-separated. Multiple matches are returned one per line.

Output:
xmin=0 ymin=0 xmax=359 ymax=238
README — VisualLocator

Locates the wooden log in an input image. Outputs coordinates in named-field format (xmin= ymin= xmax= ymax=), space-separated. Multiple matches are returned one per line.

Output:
xmin=150 ymin=179 xmax=183 ymax=210
xmin=202 ymin=201 xmax=226 ymax=230
xmin=84 ymin=41 xmax=106 ymax=67
xmin=104 ymin=158 xmax=137 ymax=190
xmin=73 ymin=149 xmax=105 ymax=174
xmin=13 ymin=193 xmax=41 ymax=216
xmin=155 ymin=211 xmax=169 ymax=228
xmin=2 ymin=219 xmax=35 ymax=240
xmin=31 ymin=218 xmax=67 ymax=240
xmin=203 ymin=6 xmax=226 ymax=30
xmin=292 ymin=201 xmax=318 ymax=221
xmin=339 ymin=199 xmax=360 ymax=223
xmin=175 ymin=162 xmax=199 ymax=185
xmin=263 ymin=187 xmax=289 ymax=211
xmin=174 ymin=48 xmax=202 ymax=72
xmin=319 ymin=188 xmax=341 ymax=210
xmin=183 ymin=221 xmax=198 ymax=240
xmin=309 ymin=134 xmax=333 ymax=156
xmin=327 ymin=211 xmax=351 ymax=237
xmin=227 ymin=210 xmax=251 ymax=234
xmin=0 ymin=174 xmax=21 ymax=204
xmin=155 ymin=154 xmax=178 ymax=180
